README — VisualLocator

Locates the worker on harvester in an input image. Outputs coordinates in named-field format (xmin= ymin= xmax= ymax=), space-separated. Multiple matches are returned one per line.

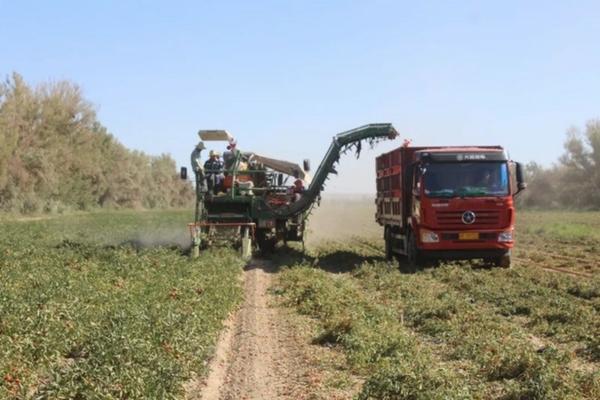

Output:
xmin=292 ymin=170 xmax=305 ymax=202
xmin=191 ymin=142 xmax=206 ymax=195
xmin=204 ymin=150 xmax=224 ymax=194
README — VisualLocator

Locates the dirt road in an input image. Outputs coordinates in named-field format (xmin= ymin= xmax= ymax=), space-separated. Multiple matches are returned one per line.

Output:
xmin=187 ymin=260 xmax=313 ymax=400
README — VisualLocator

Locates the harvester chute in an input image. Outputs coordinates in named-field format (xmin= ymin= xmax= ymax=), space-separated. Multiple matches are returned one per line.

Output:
xmin=249 ymin=154 xmax=311 ymax=183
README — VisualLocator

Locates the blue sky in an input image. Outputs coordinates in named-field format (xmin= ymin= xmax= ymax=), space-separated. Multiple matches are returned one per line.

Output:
xmin=2 ymin=1 xmax=599 ymax=193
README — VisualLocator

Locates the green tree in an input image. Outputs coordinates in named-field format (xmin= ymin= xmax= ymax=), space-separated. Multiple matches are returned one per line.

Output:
xmin=558 ymin=121 xmax=600 ymax=209
xmin=0 ymin=73 xmax=193 ymax=213
xmin=520 ymin=162 xmax=558 ymax=208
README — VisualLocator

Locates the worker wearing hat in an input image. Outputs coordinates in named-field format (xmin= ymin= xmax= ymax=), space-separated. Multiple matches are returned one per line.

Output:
xmin=191 ymin=142 xmax=206 ymax=194
xmin=204 ymin=150 xmax=224 ymax=194
xmin=191 ymin=142 xmax=206 ymax=173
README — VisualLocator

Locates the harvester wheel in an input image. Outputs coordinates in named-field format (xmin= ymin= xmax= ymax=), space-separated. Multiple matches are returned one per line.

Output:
xmin=241 ymin=227 xmax=252 ymax=259
xmin=191 ymin=244 xmax=200 ymax=258
xmin=257 ymin=230 xmax=276 ymax=255
xmin=190 ymin=228 xmax=202 ymax=259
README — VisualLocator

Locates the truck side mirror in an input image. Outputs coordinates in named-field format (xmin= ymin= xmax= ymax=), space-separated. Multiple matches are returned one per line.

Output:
xmin=303 ymin=159 xmax=311 ymax=172
xmin=277 ymin=173 xmax=284 ymax=186
xmin=180 ymin=167 xmax=188 ymax=180
xmin=515 ymin=162 xmax=527 ymax=196
xmin=412 ymin=165 xmax=421 ymax=199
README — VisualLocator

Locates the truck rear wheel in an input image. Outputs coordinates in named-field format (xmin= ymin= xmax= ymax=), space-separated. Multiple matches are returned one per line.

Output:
xmin=384 ymin=227 xmax=393 ymax=261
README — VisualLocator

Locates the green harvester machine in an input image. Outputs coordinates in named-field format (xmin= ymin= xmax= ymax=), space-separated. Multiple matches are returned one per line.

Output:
xmin=181 ymin=124 xmax=398 ymax=258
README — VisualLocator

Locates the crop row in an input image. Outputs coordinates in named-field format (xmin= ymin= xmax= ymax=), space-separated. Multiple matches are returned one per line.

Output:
xmin=276 ymin=237 xmax=599 ymax=399
xmin=0 ymin=211 xmax=243 ymax=399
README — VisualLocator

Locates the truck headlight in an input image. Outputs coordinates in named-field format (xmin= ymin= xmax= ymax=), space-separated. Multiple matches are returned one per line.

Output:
xmin=498 ymin=231 xmax=513 ymax=242
xmin=420 ymin=229 xmax=439 ymax=243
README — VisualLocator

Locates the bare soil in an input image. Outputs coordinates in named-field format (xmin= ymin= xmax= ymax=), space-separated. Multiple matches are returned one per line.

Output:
xmin=186 ymin=260 xmax=318 ymax=400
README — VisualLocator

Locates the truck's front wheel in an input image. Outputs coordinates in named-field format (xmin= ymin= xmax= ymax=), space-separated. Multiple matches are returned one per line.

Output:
xmin=400 ymin=231 xmax=420 ymax=273
xmin=493 ymin=253 xmax=511 ymax=268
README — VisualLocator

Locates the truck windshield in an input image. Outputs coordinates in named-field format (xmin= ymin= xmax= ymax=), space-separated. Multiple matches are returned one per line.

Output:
xmin=422 ymin=162 xmax=509 ymax=198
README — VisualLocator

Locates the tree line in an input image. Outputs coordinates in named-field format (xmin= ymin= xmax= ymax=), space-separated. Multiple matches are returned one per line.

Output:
xmin=520 ymin=120 xmax=600 ymax=209
xmin=0 ymin=73 xmax=598 ymax=213
xmin=0 ymin=73 xmax=193 ymax=213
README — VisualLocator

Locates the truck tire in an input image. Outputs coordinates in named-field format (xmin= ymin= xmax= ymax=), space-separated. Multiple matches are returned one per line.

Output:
xmin=384 ymin=227 xmax=393 ymax=261
xmin=493 ymin=253 xmax=511 ymax=268
xmin=400 ymin=231 xmax=420 ymax=273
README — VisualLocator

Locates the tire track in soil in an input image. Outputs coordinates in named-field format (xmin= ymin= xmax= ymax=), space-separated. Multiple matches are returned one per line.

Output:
xmin=188 ymin=259 xmax=312 ymax=400
xmin=515 ymin=255 xmax=594 ymax=278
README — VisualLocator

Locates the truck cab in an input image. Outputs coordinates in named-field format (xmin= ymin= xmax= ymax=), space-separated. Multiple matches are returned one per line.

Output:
xmin=376 ymin=146 xmax=526 ymax=270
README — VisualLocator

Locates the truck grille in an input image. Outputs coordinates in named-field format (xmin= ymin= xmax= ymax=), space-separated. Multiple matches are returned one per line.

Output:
xmin=436 ymin=210 xmax=501 ymax=227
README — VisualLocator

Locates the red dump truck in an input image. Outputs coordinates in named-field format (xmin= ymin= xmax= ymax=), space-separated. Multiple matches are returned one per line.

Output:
xmin=376 ymin=145 xmax=526 ymax=270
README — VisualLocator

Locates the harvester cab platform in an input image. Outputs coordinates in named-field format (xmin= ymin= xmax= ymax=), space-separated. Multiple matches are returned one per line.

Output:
xmin=198 ymin=129 xmax=234 ymax=141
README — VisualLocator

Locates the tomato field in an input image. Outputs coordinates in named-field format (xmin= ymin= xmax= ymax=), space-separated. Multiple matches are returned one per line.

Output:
xmin=0 ymin=206 xmax=598 ymax=399
xmin=0 ymin=211 xmax=243 ymax=399
xmin=273 ymin=205 xmax=600 ymax=399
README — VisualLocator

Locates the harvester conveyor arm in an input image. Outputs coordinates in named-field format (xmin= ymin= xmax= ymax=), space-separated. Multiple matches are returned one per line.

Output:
xmin=272 ymin=123 xmax=398 ymax=218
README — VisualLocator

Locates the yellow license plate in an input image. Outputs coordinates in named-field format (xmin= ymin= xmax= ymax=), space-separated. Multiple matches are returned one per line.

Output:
xmin=459 ymin=232 xmax=479 ymax=240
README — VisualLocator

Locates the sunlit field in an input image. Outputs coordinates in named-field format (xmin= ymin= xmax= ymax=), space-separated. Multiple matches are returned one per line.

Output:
xmin=278 ymin=200 xmax=600 ymax=399
xmin=1 ymin=204 xmax=598 ymax=399
xmin=0 ymin=211 xmax=243 ymax=399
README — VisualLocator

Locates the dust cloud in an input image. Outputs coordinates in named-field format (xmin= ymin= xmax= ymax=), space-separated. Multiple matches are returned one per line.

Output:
xmin=305 ymin=195 xmax=381 ymax=247
xmin=125 ymin=228 xmax=190 ymax=250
